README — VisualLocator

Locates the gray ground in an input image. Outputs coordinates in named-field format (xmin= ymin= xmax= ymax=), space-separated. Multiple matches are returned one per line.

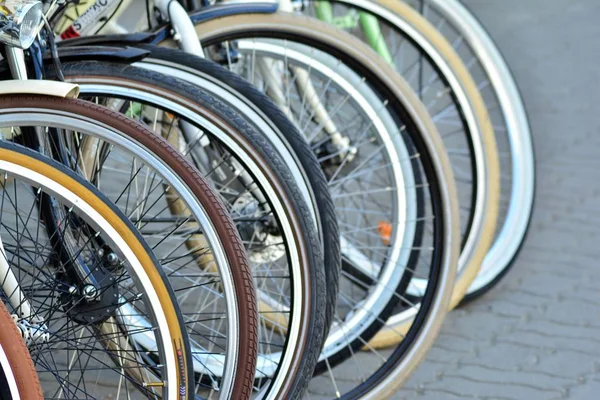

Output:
xmin=394 ymin=1 xmax=600 ymax=399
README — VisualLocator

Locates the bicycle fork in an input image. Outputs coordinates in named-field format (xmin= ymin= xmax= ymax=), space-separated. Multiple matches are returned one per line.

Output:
xmin=2 ymin=48 xmax=35 ymax=323
xmin=0 ymin=239 xmax=33 ymax=320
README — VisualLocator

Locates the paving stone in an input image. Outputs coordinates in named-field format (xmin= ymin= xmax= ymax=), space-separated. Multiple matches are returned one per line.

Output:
xmin=398 ymin=1 xmax=600 ymax=398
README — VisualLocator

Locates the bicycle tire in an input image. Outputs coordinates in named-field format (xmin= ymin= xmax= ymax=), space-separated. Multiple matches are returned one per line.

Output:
xmin=0 ymin=95 xmax=258 ymax=399
xmin=196 ymin=32 xmax=417 ymax=371
xmin=307 ymin=0 xmax=499 ymax=347
xmin=185 ymin=12 xmax=461 ymax=398
xmin=127 ymin=44 xmax=341 ymax=339
xmin=0 ymin=134 xmax=193 ymax=399
xmin=0 ymin=298 xmax=42 ymax=400
xmin=419 ymin=0 xmax=535 ymax=302
xmin=392 ymin=0 xmax=534 ymax=302
xmin=36 ymin=63 xmax=327 ymax=400
xmin=189 ymin=0 xmax=499 ymax=312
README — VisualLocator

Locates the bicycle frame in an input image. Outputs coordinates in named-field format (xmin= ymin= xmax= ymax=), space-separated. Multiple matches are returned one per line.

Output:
xmin=56 ymin=0 xmax=204 ymax=55
xmin=313 ymin=1 xmax=394 ymax=65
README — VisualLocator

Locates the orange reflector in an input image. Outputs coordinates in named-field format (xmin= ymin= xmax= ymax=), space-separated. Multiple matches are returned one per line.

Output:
xmin=378 ymin=221 xmax=392 ymax=245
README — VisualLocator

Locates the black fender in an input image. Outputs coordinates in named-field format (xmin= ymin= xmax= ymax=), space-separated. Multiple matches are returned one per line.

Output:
xmin=186 ymin=2 xmax=278 ymax=25
xmin=53 ymin=45 xmax=151 ymax=63
xmin=0 ymin=45 xmax=151 ymax=76
xmin=57 ymin=33 xmax=157 ymax=48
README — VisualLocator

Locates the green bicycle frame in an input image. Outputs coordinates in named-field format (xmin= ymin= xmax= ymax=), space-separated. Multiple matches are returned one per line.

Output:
xmin=314 ymin=1 xmax=394 ymax=66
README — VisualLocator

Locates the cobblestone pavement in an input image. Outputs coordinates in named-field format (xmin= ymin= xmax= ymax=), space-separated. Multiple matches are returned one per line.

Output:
xmin=394 ymin=1 xmax=600 ymax=399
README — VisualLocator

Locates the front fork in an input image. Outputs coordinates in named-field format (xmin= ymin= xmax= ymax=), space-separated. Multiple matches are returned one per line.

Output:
xmin=6 ymin=47 xmax=102 ymax=289
xmin=2 ymin=48 xmax=52 ymax=344
xmin=2 ymin=49 xmax=38 ymax=323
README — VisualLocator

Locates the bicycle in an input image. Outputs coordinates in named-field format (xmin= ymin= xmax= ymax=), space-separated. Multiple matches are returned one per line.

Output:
xmin=0 ymin=2 xmax=262 ymax=398
xmin=47 ymin=0 xmax=464 ymax=397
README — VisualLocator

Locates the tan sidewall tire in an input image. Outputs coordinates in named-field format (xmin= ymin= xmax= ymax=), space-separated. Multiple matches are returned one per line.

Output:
xmin=191 ymin=9 xmax=499 ymax=352
xmin=191 ymin=13 xmax=461 ymax=392
xmin=340 ymin=0 xmax=501 ymax=349
xmin=0 ymin=141 xmax=192 ymax=398
xmin=375 ymin=0 xmax=499 ymax=309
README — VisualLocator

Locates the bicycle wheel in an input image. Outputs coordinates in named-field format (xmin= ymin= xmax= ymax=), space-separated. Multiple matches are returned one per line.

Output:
xmin=184 ymin=12 xmax=461 ymax=397
xmin=87 ymin=43 xmax=340 ymax=340
xmin=298 ymin=0 xmax=500 ymax=341
xmin=404 ymin=0 xmax=535 ymax=300
xmin=21 ymin=62 xmax=327 ymax=400
xmin=0 ymin=135 xmax=192 ymax=399
xmin=0 ymin=94 xmax=258 ymax=399
xmin=299 ymin=0 xmax=500 ymax=347
xmin=0 ymin=296 xmax=42 ymax=400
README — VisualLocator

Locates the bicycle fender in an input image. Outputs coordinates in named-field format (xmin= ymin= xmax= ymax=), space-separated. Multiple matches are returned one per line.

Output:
xmin=53 ymin=45 xmax=151 ymax=63
xmin=42 ymin=44 xmax=152 ymax=64
xmin=0 ymin=80 xmax=79 ymax=98
xmin=0 ymin=46 xmax=150 ymax=82
xmin=57 ymin=33 xmax=158 ymax=48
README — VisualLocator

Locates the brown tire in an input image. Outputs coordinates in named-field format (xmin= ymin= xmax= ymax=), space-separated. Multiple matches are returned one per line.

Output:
xmin=0 ymin=300 xmax=43 ymax=400
xmin=0 ymin=95 xmax=258 ymax=399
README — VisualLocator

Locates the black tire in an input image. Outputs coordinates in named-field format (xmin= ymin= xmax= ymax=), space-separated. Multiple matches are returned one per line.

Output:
xmin=118 ymin=43 xmax=340 ymax=338
xmin=183 ymin=11 xmax=460 ymax=398
xmin=457 ymin=0 xmax=536 ymax=305
xmin=41 ymin=61 xmax=327 ymax=399
xmin=187 ymin=16 xmax=411 ymax=373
